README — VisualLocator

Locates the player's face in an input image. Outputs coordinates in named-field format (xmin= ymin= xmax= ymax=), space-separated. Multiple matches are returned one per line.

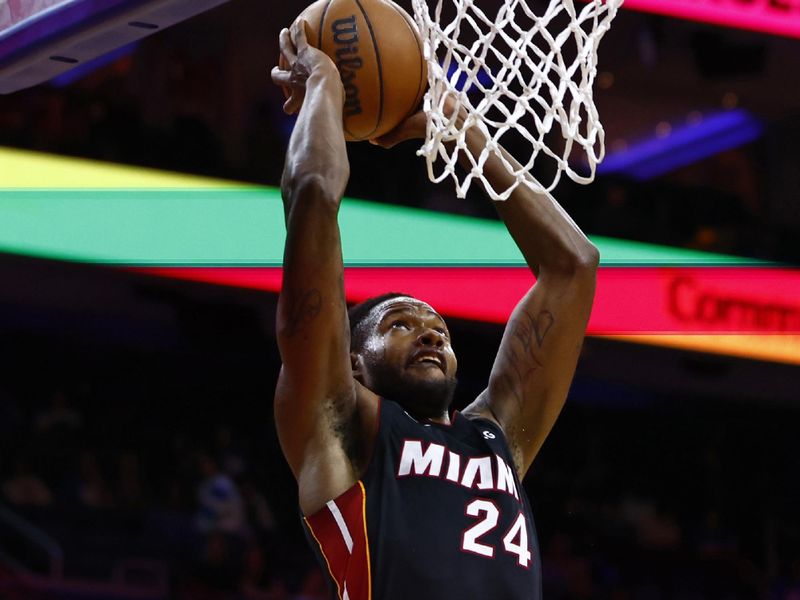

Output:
xmin=355 ymin=297 xmax=458 ymax=419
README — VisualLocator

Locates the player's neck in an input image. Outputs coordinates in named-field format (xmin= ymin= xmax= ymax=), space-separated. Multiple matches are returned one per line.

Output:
xmin=429 ymin=415 xmax=451 ymax=425
xmin=416 ymin=411 xmax=451 ymax=426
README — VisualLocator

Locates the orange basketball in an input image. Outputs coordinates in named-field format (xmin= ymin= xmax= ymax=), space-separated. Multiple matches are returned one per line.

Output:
xmin=294 ymin=0 xmax=428 ymax=142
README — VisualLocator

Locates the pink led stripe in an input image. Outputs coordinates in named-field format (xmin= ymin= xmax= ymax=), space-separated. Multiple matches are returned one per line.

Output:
xmin=619 ymin=0 xmax=800 ymax=39
xmin=134 ymin=266 xmax=800 ymax=334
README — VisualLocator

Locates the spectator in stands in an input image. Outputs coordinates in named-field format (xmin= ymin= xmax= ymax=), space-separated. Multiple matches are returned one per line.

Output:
xmin=34 ymin=389 xmax=83 ymax=434
xmin=696 ymin=509 xmax=738 ymax=560
xmin=618 ymin=495 xmax=682 ymax=551
xmin=195 ymin=450 xmax=246 ymax=538
xmin=1 ymin=457 xmax=53 ymax=507
xmin=74 ymin=451 xmax=115 ymax=509
xmin=194 ymin=531 xmax=241 ymax=593
xmin=239 ymin=543 xmax=273 ymax=599
xmin=239 ymin=479 xmax=275 ymax=542
xmin=115 ymin=451 xmax=148 ymax=510
xmin=32 ymin=388 xmax=84 ymax=483
xmin=213 ymin=425 xmax=248 ymax=479
xmin=295 ymin=567 xmax=329 ymax=600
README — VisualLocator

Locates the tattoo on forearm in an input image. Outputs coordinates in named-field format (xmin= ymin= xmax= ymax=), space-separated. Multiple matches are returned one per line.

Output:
xmin=500 ymin=309 xmax=555 ymax=412
xmin=284 ymin=289 xmax=323 ymax=337
xmin=501 ymin=348 xmax=534 ymax=412
xmin=517 ymin=310 xmax=555 ymax=349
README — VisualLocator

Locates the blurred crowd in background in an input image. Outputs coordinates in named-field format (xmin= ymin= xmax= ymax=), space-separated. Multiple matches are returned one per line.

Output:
xmin=0 ymin=333 xmax=799 ymax=599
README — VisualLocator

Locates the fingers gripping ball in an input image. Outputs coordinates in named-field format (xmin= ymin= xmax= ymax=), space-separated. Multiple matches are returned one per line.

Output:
xmin=294 ymin=0 xmax=427 ymax=142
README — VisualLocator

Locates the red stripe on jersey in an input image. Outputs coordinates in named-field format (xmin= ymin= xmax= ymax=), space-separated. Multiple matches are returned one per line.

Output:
xmin=304 ymin=482 xmax=372 ymax=600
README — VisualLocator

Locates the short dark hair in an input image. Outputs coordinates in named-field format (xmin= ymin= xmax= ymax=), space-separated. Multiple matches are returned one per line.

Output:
xmin=348 ymin=292 xmax=411 ymax=352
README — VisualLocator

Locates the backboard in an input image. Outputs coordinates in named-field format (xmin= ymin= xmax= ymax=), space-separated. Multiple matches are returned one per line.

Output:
xmin=0 ymin=0 xmax=231 ymax=94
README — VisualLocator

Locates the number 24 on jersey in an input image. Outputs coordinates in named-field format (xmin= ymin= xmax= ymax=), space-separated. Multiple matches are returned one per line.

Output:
xmin=462 ymin=499 xmax=532 ymax=567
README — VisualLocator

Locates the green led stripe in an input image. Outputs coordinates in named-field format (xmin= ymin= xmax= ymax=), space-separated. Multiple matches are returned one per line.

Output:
xmin=0 ymin=188 xmax=767 ymax=266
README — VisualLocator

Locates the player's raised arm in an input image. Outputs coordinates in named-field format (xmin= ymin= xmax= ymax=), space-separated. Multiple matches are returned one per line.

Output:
xmin=271 ymin=23 xmax=357 ymax=514
xmin=373 ymin=110 xmax=598 ymax=478
xmin=459 ymin=126 xmax=599 ymax=478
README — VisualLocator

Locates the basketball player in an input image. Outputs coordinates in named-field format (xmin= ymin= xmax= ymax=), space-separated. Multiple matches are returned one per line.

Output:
xmin=271 ymin=21 xmax=598 ymax=600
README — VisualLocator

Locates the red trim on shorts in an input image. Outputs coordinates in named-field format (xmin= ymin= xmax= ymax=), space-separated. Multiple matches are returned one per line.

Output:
xmin=304 ymin=482 xmax=372 ymax=600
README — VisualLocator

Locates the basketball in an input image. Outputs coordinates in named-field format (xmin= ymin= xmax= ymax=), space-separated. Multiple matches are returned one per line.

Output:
xmin=293 ymin=0 xmax=428 ymax=142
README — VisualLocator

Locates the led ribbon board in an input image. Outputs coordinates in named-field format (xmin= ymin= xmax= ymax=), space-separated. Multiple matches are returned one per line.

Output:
xmin=1 ymin=146 xmax=798 ymax=364
xmin=618 ymin=0 xmax=800 ymax=39
xmin=140 ymin=265 xmax=800 ymax=334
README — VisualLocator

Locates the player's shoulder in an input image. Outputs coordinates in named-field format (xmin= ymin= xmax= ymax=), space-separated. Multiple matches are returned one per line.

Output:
xmin=461 ymin=392 xmax=505 ymax=433
xmin=460 ymin=409 xmax=506 ymax=439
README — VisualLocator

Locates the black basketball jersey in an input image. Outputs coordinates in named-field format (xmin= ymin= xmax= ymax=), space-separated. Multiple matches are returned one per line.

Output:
xmin=302 ymin=398 xmax=542 ymax=600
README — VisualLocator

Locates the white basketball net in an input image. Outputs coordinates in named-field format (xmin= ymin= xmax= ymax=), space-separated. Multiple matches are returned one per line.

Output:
xmin=411 ymin=0 xmax=624 ymax=200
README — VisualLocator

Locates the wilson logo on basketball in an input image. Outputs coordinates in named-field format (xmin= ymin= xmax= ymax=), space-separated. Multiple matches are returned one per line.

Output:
xmin=331 ymin=16 xmax=363 ymax=118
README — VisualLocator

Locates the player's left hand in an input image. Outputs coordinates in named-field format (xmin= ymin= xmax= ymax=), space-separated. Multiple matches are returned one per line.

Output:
xmin=369 ymin=96 xmax=466 ymax=149
xmin=368 ymin=110 xmax=427 ymax=149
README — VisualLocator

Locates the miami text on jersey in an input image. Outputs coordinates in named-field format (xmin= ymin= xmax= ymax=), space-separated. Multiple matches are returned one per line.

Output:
xmin=396 ymin=439 xmax=520 ymax=500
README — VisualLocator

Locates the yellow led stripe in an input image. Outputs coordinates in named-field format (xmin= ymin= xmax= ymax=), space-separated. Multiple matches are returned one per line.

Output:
xmin=0 ymin=146 xmax=237 ymax=189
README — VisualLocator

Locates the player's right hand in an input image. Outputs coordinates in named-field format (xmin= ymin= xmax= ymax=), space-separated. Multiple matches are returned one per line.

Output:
xmin=271 ymin=20 xmax=340 ymax=115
